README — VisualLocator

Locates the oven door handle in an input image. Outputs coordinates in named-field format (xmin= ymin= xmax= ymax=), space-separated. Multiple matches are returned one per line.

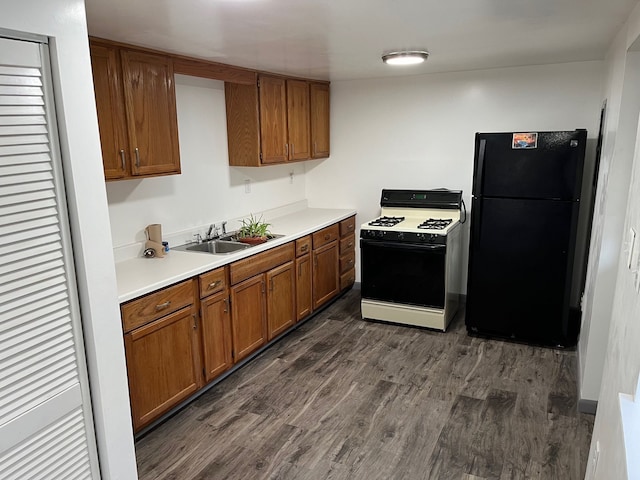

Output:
xmin=360 ymin=239 xmax=446 ymax=251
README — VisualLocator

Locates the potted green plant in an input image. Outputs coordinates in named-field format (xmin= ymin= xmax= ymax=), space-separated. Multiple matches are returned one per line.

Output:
xmin=236 ymin=214 xmax=271 ymax=245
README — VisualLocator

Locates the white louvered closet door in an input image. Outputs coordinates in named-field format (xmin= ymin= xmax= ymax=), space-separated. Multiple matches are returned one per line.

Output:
xmin=0 ymin=36 xmax=100 ymax=478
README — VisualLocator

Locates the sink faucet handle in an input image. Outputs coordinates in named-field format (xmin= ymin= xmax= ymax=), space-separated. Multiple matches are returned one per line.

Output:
xmin=193 ymin=233 xmax=203 ymax=244
xmin=222 ymin=221 xmax=227 ymax=234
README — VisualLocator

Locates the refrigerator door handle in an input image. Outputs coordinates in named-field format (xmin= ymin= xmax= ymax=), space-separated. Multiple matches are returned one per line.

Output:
xmin=474 ymin=138 xmax=487 ymax=195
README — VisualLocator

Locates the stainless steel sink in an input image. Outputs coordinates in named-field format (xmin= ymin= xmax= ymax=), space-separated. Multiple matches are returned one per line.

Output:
xmin=173 ymin=239 xmax=251 ymax=255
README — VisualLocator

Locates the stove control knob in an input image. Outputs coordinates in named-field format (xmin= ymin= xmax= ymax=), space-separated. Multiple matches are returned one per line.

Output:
xmin=397 ymin=232 xmax=404 ymax=240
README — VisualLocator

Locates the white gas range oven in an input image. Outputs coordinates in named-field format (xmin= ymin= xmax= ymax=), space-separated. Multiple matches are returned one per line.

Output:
xmin=360 ymin=189 xmax=464 ymax=331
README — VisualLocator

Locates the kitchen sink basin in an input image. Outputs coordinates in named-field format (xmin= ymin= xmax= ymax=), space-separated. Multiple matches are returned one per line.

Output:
xmin=173 ymin=239 xmax=251 ymax=255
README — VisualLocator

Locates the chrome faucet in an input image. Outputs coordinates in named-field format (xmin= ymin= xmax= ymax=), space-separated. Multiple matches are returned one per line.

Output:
xmin=222 ymin=221 xmax=227 ymax=235
xmin=206 ymin=224 xmax=214 ymax=240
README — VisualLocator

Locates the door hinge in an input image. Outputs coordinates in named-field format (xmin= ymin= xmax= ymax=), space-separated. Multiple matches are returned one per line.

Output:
xmin=260 ymin=152 xmax=263 ymax=161
xmin=257 ymin=78 xmax=260 ymax=88
xmin=231 ymin=349 xmax=235 ymax=360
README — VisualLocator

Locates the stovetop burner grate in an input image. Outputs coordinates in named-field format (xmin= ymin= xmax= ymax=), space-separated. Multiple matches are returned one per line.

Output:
xmin=368 ymin=216 xmax=405 ymax=227
xmin=417 ymin=218 xmax=452 ymax=230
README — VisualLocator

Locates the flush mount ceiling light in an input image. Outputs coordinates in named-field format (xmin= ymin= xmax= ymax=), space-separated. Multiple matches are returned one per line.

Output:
xmin=382 ymin=50 xmax=430 ymax=66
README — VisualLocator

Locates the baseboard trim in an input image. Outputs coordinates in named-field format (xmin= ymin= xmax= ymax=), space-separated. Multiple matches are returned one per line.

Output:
xmin=578 ymin=398 xmax=598 ymax=415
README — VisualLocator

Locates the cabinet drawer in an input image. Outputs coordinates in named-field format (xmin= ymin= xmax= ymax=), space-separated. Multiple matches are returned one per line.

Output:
xmin=340 ymin=269 xmax=356 ymax=290
xmin=340 ymin=234 xmax=356 ymax=256
xmin=295 ymin=235 xmax=311 ymax=257
xmin=121 ymin=279 xmax=194 ymax=333
xmin=230 ymin=242 xmax=295 ymax=285
xmin=199 ymin=267 xmax=228 ymax=298
xmin=312 ymin=224 xmax=339 ymax=249
xmin=340 ymin=251 xmax=356 ymax=274
xmin=340 ymin=216 xmax=356 ymax=237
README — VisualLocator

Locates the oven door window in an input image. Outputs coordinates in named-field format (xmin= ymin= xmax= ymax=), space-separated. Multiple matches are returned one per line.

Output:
xmin=361 ymin=240 xmax=446 ymax=308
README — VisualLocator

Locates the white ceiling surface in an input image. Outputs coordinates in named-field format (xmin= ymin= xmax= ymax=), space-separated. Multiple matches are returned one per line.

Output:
xmin=85 ymin=0 xmax=638 ymax=81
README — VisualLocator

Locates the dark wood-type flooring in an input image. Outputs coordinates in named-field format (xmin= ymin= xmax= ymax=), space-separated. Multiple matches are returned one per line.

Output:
xmin=136 ymin=289 xmax=594 ymax=480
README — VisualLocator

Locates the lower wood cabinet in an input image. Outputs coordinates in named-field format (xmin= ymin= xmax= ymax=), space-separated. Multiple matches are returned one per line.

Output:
xmin=124 ymin=306 xmax=201 ymax=431
xmin=230 ymin=275 xmax=267 ymax=362
xmin=296 ymin=253 xmax=312 ymax=321
xmin=266 ymin=261 xmax=296 ymax=339
xmin=200 ymin=292 xmax=233 ymax=382
xmin=313 ymin=240 xmax=339 ymax=309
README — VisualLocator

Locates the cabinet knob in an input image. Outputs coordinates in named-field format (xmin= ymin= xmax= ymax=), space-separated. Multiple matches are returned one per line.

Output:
xmin=301 ymin=244 xmax=308 ymax=252
xmin=208 ymin=280 xmax=221 ymax=290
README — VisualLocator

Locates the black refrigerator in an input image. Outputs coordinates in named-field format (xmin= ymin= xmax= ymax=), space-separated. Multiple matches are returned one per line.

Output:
xmin=465 ymin=130 xmax=586 ymax=347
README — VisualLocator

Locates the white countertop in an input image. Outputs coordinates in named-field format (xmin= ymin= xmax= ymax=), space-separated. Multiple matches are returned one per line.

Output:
xmin=115 ymin=207 xmax=357 ymax=303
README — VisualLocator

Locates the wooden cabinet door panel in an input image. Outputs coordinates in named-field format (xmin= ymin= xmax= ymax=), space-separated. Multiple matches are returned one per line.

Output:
xmin=266 ymin=261 xmax=296 ymax=339
xmin=313 ymin=241 xmax=339 ymax=309
xmin=296 ymin=254 xmax=312 ymax=321
xmin=286 ymin=79 xmax=310 ymax=161
xmin=231 ymin=275 xmax=267 ymax=361
xmin=201 ymin=293 xmax=233 ymax=382
xmin=310 ymin=82 xmax=330 ymax=158
xmin=90 ymin=43 xmax=129 ymax=180
xmin=259 ymin=75 xmax=287 ymax=164
xmin=124 ymin=307 xmax=200 ymax=431
xmin=121 ymin=50 xmax=181 ymax=176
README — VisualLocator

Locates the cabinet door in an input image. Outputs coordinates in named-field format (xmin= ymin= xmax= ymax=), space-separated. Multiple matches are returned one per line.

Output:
xmin=89 ymin=43 xmax=129 ymax=180
xmin=201 ymin=293 xmax=233 ymax=382
xmin=266 ymin=261 xmax=296 ymax=339
xmin=310 ymin=82 xmax=330 ymax=158
xmin=296 ymin=254 xmax=312 ymax=321
xmin=259 ymin=75 xmax=288 ymax=164
xmin=286 ymin=79 xmax=310 ymax=161
xmin=121 ymin=50 xmax=181 ymax=176
xmin=124 ymin=307 xmax=200 ymax=431
xmin=230 ymin=275 xmax=267 ymax=361
xmin=313 ymin=241 xmax=339 ymax=309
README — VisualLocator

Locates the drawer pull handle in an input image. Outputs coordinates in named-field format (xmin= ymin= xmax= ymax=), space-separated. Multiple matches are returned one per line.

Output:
xmin=135 ymin=147 xmax=140 ymax=168
xmin=348 ymin=259 xmax=354 ymax=266
xmin=300 ymin=244 xmax=308 ymax=252
xmin=155 ymin=301 xmax=171 ymax=311
xmin=119 ymin=149 xmax=126 ymax=170
xmin=324 ymin=234 xmax=330 ymax=240
xmin=208 ymin=280 xmax=221 ymax=290
xmin=348 ymin=224 xmax=354 ymax=231
xmin=348 ymin=242 xmax=354 ymax=248
xmin=223 ymin=298 xmax=228 ymax=313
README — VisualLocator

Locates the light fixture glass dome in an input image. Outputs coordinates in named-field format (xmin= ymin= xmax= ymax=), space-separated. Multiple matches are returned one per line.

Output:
xmin=382 ymin=50 xmax=429 ymax=66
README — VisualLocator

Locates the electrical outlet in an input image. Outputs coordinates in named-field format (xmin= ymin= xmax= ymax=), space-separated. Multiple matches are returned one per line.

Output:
xmin=244 ymin=179 xmax=251 ymax=194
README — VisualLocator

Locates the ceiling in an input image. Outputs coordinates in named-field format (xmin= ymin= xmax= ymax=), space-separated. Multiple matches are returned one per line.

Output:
xmin=84 ymin=0 xmax=638 ymax=81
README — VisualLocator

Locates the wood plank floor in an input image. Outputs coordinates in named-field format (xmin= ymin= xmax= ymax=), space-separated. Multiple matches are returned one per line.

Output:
xmin=135 ymin=289 xmax=594 ymax=480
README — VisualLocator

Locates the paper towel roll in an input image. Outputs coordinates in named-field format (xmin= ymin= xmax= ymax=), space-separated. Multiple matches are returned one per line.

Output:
xmin=145 ymin=224 xmax=162 ymax=243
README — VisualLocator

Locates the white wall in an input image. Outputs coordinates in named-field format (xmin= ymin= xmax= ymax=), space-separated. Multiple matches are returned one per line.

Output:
xmin=106 ymin=75 xmax=307 ymax=250
xmin=305 ymin=61 xmax=604 ymax=291
xmin=579 ymin=29 xmax=640 ymax=404
xmin=1 ymin=1 xmax=137 ymax=479
xmin=586 ymin=2 xmax=640 ymax=477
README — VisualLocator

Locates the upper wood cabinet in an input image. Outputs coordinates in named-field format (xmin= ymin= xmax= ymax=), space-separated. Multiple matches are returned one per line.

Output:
xmin=286 ymin=79 xmax=311 ymax=161
xmin=310 ymin=82 xmax=330 ymax=159
xmin=225 ymin=75 xmax=328 ymax=166
xmin=258 ymin=75 xmax=288 ymax=164
xmin=89 ymin=39 xmax=181 ymax=181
